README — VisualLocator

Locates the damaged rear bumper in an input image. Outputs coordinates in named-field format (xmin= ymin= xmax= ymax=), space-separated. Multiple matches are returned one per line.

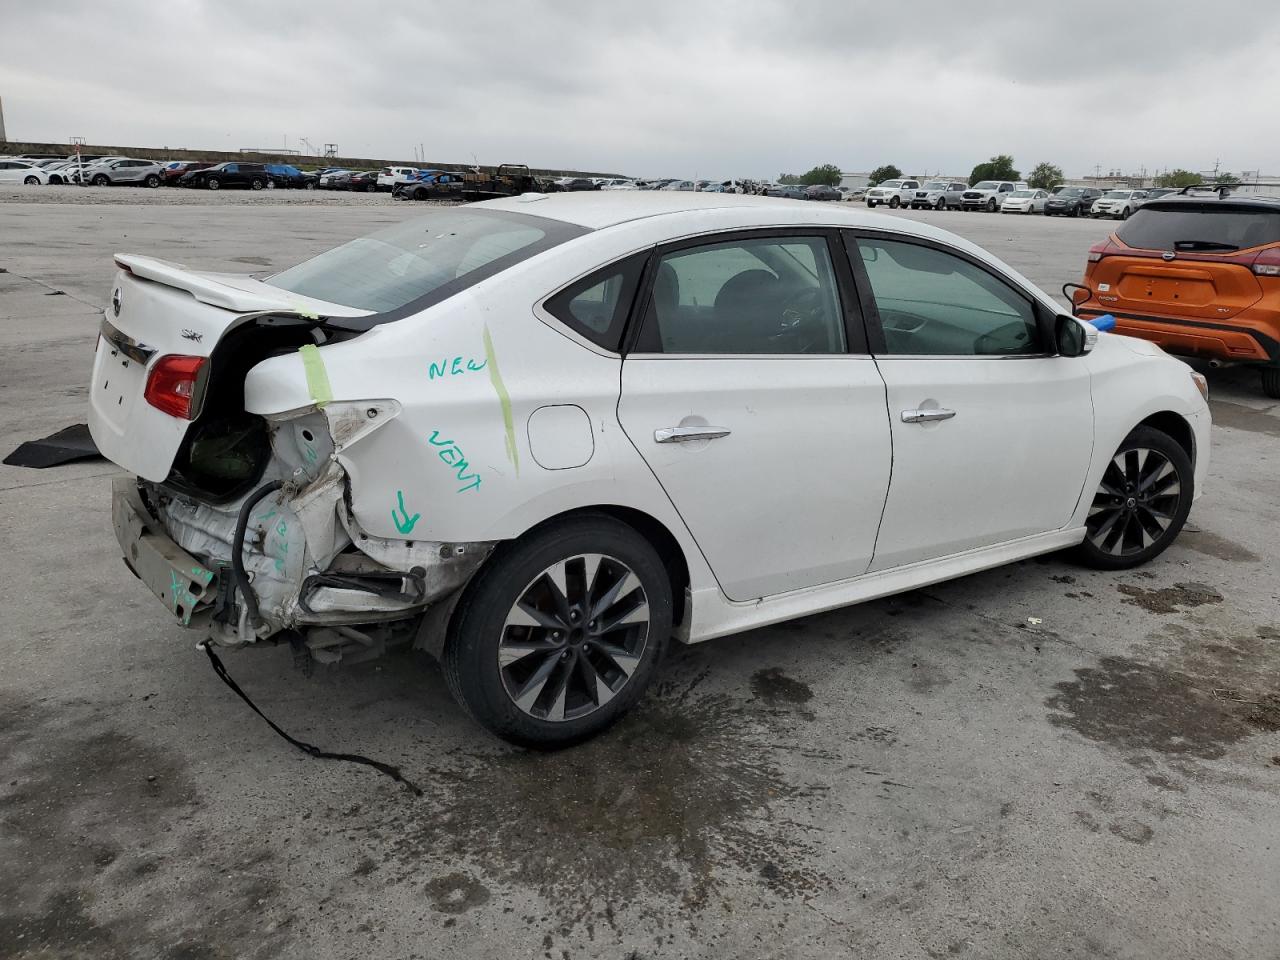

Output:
xmin=111 ymin=464 xmax=494 ymax=653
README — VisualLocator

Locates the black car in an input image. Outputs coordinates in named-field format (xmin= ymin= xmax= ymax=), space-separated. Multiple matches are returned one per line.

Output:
xmin=552 ymin=177 xmax=597 ymax=192
xmin=343 ymin=171 xmax=380 ymax=192
xmin=804 ymin=184 xmax=841 ymax=201
xmin=178 ymin=162 xmax=270 ymax=190
xmin=393 ymin=173 xmax=466 ymax=201
xmin=1044 ymin=187 xmax=1103 ymax=217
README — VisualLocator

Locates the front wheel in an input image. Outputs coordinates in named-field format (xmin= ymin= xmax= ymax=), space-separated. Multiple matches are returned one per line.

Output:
xmin=986 ymin=198 xmax=997 ymax=212
xmin=936 ymin=198 xmax=946 ymax=210
xmin=24 ymin=176 xmax=40 ymax=185
xmin=206 ymin=177 xmax=221 ymax=190
xmin=1073 ymin=426 xmax=1193 ymax=570
xmin=92 ymin=175 xmax=109 ymax=186
xmin=443 ymin=515 xmax=672 ymax=748
xmin=889 ymin=196 xmax=901 ymax=209
xmin=1120 ymin=206 xmax=1131 ymax=220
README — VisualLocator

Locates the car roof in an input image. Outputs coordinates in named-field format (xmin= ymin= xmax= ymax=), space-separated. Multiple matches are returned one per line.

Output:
xmin=1141 ymin=195 xmax=1280 ymax=213
xmin=478 ymin=190 xmax=983 ymax=238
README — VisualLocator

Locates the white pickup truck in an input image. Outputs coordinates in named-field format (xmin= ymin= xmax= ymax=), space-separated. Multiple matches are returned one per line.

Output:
xmin=960 ymin=180 xmax=1028 ymax=212
xmin=864 ymin=178 xmax=921 ymax=209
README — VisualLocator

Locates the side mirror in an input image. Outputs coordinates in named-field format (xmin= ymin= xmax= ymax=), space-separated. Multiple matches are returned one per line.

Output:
xmin=1055 ymin=314 xmax=1096 ymax=357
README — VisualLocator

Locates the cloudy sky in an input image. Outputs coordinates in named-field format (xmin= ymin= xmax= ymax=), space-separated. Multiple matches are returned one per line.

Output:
xmin=2 ymin=0 xmax=1277 ymax=180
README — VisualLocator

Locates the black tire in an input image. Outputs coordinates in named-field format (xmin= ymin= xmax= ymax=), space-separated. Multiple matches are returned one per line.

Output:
xmin=986 ymin=198 xmax=997 ymax=212
xmin=365 ymin=183 xmax=376 ymax=193
xmin=936 ymin=198 xmax=946 ymax=210
xmin=443 ymin=515 xmax=673 ymax=748
xmin=1120 ymin=206 xmax=1130 ymax=220
xmin=92 ymin=174 xmax=109 ymax=186
xmin=889 ymin=196 xmax=901 ymax=209
xmin=1072 ymin=425 xmax=1193 ymax=570
xmin=144 ymin=174 xmax=160 ymax=188
xmin=206 ymin=177 xmax=221 ymax=190
xmin=1262 ymin=366 xmax=1280 ymax=399
xmin=24 ymin=176 xmax=40 ymax=185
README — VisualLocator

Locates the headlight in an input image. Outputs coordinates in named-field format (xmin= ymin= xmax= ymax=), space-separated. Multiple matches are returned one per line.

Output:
xmin=1191 ymin=371 xmax=1209 ymax=402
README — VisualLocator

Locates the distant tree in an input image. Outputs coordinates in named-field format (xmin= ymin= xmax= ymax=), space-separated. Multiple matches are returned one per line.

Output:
xmin=1027 ymin=161 xmax=1064 ymax=190
xmin=778 ymin=172 xmax=802 ymax=185
xmin=1155 ymin=169 xmax=1202 ymax=188
xmin=800 ymin=163 xmax=843 ymax=187
xmin=1215 ymin=171 xmax=1241 ymax=185
xmin=969 ymin=154 xmax=1019 ymax=185
xmin=868 ymin=164 xmax=902 ymax=185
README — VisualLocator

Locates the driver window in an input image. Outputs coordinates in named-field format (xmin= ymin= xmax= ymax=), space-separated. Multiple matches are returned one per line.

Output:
xmin=642 ymin=236 xmax=846 ymax=354
xmin=855 ymin=238 xmax=1040 ymax=356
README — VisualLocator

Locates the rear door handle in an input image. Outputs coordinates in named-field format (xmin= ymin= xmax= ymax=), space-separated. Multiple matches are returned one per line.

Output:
xmin=654 ymin=426 xmax=731 ymax=443
xmin=901 ymin=408 xmax=956 ymax=424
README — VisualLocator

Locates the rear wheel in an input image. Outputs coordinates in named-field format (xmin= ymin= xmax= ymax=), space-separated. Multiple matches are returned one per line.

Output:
xmin=1073 ymin=426 xmax=1192 ymax=570
xmin=24 ymin=176 xmax=40 ymax=185
xmin=144 ymin=174 xmax=160 ymax=188
xmin=443 ymin=515 xmax=672 ymax=748
xmin=250 ymin=178 xmax=265 ymax=190
xmin=1262 ymin=366 xmax=1280 ymax=399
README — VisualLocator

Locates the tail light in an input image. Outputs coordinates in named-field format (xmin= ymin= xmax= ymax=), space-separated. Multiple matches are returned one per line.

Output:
xmin=144 ymin=355 xmax=206 ymax=419
xmin=1251 ymin=248 xmax=1280 ymax=277
xmin=1087 ymin=238 xmax=1118 ymax=263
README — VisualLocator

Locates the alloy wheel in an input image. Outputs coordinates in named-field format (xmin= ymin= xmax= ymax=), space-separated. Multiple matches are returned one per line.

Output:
xmin=498 ymin=553 xmax=650 ymax=722
xmin=1085 ymin=447 xmax=1182 ymax=557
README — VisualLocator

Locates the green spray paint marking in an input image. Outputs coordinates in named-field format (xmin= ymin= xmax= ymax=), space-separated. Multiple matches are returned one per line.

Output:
xmin=298 ymin=344 xmax=333 ymax=407
xmin=428 ymin=355 xmax=487 ymax=380
xmin=169 ymin=571 xmax=183 ymax=611
xmin=482 ymin=325 xmax=518 ymax=475
xmin=391 ymin=490 xmax=421 ymax=534
xmin=190 ymin=566 xmax=214 ymax=584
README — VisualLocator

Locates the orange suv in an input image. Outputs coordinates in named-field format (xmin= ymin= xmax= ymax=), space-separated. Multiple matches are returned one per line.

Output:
xmin=1074 ymin=187 xmax=1280 ymax=397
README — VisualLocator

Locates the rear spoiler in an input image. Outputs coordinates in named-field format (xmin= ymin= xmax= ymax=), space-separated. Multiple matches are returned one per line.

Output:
xmin=113 ymin=255 xmax=370 ymax=318
xmin=1178 ymin=182 xmax=1280 ymax=199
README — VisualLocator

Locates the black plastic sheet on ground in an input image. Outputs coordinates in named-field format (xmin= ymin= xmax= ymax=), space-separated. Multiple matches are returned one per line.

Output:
xmin=3 ymin=423 xmax=103 ymax=469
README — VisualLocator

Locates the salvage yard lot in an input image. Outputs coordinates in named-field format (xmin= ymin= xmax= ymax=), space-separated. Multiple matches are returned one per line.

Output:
xmin=2 ymin=189 xmax=1278 ymax=960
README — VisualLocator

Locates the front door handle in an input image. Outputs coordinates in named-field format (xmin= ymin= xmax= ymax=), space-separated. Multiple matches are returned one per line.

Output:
xmin=901 ymin=408 xmax=956 ymax=424
xmin=654 ymin=426 xmax=731 ymax=443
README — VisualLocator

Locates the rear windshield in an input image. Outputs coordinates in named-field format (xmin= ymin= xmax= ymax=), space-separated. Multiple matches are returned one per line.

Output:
xmin=266 ymin=208 xmax=584 ymax=315
xmin=1117 ymin=204 xmax=1280 ymax=252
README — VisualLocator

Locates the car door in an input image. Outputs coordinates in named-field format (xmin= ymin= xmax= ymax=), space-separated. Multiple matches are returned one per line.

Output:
xmin=0 ymin=162 xmax=18 ymax=184
xmin=618 ymin=230 xmax=893 ymax=601
xmin=847 ymin=231 xmax=1094 ymax=571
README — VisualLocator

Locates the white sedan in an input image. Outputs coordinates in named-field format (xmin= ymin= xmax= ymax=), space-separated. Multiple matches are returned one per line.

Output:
xmin=88 ymin=193 xmax=1210 ymax=746
xmin=0 ymin=159 xmax=50 ymax=185
xmin=1000 ymin=188 xmax=1049 ymax=214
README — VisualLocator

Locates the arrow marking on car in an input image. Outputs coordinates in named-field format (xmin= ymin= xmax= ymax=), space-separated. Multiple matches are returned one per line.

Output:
xmin=392 ymin=490 xmax=421 ymax=534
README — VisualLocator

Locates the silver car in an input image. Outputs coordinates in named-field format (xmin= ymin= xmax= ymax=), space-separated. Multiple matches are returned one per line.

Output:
xmin=85 ymin=158 xmax=166 ymax=188
xmin=908 ymin=180 xmax=967 ymax=211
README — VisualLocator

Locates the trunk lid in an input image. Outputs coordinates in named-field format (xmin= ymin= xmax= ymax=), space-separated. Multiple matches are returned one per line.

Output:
xmin=1092 ymin=254 xmax=1262 ymax=321
xmin=89 ymin=255 xmax=368 ymax=482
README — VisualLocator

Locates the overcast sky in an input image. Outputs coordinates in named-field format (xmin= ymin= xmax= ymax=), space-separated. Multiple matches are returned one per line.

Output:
xmin=2 ymin=0 xmax=1276 ymax=179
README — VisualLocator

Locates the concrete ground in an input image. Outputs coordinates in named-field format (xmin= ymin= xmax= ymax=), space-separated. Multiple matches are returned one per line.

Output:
xmin=1 ymin=188 xmax=1278 ymax=960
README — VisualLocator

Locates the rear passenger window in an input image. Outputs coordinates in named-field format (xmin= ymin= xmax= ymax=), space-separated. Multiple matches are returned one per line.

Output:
xmin=638 ymin=235 xmax=846 ymax=355
xmin=544 ymin=253 xmax=646 ymax=352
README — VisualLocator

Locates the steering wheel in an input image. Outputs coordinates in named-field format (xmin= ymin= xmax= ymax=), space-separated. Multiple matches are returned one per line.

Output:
xmin=769 ymin=287 xmax=829 ymax=353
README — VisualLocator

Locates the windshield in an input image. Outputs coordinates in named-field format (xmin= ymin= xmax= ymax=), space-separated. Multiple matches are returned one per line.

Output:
xmin=878 ymin=180 xmax=904 ymax=188
xmin=1103 ymin=191 xmax=1129 ymax=199
xmin=972 ymin=181 xmax=998 ymax=190
xmin=266 ymin=209 xmax=581 ymax=314
xmin=1057 ymin=188 xmax=1084 ymax=197
xmin=924 ymin=181 xmax=948 ymax=190
xmin=1117 ymin=205 xmax=1280 ymax=252
xmin=1009 ymin=190 xmax=1034 ymax=198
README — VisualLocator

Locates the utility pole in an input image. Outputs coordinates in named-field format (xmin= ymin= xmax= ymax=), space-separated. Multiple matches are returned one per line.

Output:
xmin=0 ymin=96 xmax=7 ymax=142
